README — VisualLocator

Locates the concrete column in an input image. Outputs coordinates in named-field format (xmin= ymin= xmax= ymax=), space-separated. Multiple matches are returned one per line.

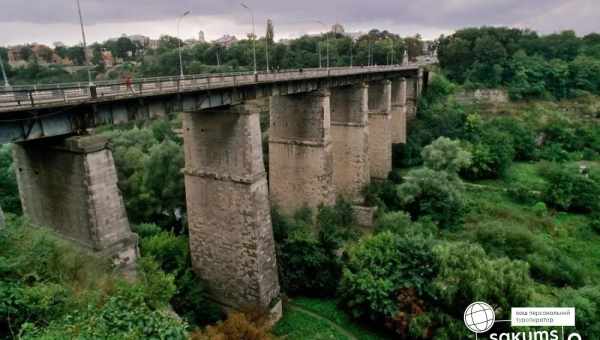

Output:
xmin=391 ymin=78 xmax=407 ymax=144
xmin=368 ymin=80 xmax=392 ymax=180
xmin=406 ymin=77 xmax=418 ymax=121
xmin=12 ymin=135 xmax=138 ymax=269
xmin=269 ymin=89 xmax=335 ymax=214
xmin=330 ymin=83 xmax=369 ymax=202
xmin=183 ymin=101 xmax=280 ymax=311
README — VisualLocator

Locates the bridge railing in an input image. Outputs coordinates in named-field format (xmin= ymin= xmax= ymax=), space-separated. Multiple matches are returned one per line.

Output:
xmin=0 ymin=64 xmax=418 ymax=111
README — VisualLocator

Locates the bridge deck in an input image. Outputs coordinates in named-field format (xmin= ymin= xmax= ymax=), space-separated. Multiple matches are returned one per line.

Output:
xmin=0 ymin=64 xmax=422 ymax=113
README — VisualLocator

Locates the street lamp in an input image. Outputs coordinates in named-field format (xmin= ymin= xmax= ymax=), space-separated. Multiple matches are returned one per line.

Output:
xmin=177 ymin=10 xmax=191 ymax=79
xmin=76 ymin=0 xmax=93 ymax=85
xmin=0 ymin=51 xmax=9 ymax=88
xmin=241 ymin=3 xmax=257 ymax=74
xmin=315 ymin=21 xmax=329 ymax=69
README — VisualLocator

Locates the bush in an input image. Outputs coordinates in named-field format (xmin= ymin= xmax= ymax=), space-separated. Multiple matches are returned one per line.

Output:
xmin=0 ymin=144 xmax=21 ymax=214
xmin=398 ymin=168 xmax=467 ymax=228
xmin=557 ymin=286 xmax=600 ymax=339
xmin=339 ymin=231 xmax=437 ymax=325
xmin=421 ymin=137 xmax=471 ymax=174
xmin=375 ymin=211 xmax=438 ymax=237
xmin=432 ymin=241 xmax=532 ymax=318
xmin=461 ymin=125 xmax=515 ymax=179
xmin=490 ymin=117 xmax=537 ymax=161
xmin=276 ymin=228 xmax=342 ymax=297
xmin=507 ymin=183 xmax=540 ymax=205
xmin=540 ymin=163 xmax=600 ymax=212
xmin=191 ymin=311 xmax=273 ymax=340
xmin=362 ymin=180 xmax=402 ymax=212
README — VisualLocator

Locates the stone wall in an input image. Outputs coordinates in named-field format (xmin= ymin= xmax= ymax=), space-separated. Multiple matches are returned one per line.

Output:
xmin=455 ymin=89 xmax=509 ymax=104
xmin=183 ymin=102 xmax=280 ymax=309
xmin=269 ymin=89 xmax=335 ymax=214
xmin=12 ymin=135 xmax=138 ymax=268
xmin=368 ymin=80 xmax=392 ymax=180
xmin=330 ymin=84 xmax=369 ymax=201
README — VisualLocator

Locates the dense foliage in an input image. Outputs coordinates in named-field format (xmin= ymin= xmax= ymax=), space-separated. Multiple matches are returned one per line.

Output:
xmin=438 ymin=27 xmax=600 ymax=99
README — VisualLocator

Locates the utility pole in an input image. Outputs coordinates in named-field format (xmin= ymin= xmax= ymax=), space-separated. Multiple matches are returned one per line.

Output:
xmin=76 ymin=0 xmax=93 ymax=85
xmin=241 ymin=3 xmax=257 ymax=74
xmin=177 ymin=10 xmax=191 ymax=79
xmin=0 ymin=51 xmax=9 ymax=88
xmin=315 ymin=21 xmax=329 ymax=69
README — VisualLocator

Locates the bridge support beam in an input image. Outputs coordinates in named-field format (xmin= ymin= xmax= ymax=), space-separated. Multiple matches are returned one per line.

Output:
xmin=368 ymin=80 xmax=392 ymax=180
xmin=330 ymin=83 xmax=369 ymax=202
xmin=391 ymin=78 xmax=407 ymax=144
xmin=12 ymin=135 xmax=138 ymax=269
xmin=182 ymin=101 xmax=280 ymax=312
xmin=269 ymin=89 xmax=335 ymax=214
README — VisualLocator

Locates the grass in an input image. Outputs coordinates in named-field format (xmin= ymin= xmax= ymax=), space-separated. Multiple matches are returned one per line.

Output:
xmin=273 ymin=298 xmax=391 ymax=340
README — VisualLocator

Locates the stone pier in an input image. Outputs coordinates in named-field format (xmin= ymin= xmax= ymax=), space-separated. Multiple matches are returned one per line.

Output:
xmin=368 ymin=80 xmax=392 ymax=180
xmin=406 ymin=77 xmax=418 ymax=121
xmin=330 ymin=83 xmax=369 ymax=201
xmin=182 ymin=101 xmax=280 ymax=311
xmin=269 ymin=89 xmax=335 ymax=214
xmin=12 ymin=135 xmax=138 ymax=269
xmin=391 ymin=78 xmax=407 ymax=144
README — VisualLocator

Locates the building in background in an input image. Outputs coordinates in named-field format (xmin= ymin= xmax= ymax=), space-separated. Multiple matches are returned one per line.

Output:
xmin=213 ymin=34 xmax=238 ymax=48
xmin=198 ymin=31 xmax=205 ymax=42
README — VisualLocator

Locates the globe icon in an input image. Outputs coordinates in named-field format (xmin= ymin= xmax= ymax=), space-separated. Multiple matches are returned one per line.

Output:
xmin=464 ymin=302 xmax=495 ymax=333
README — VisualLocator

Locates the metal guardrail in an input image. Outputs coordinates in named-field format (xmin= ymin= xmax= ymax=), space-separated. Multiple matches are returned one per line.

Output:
xmin=0 ymin=64 xmax=422 ymax=111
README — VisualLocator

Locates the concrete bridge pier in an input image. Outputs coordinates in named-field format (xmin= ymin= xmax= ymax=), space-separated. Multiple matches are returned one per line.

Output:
xmin=367 ymin=79 xmax=392 ymax=180
xmin=269 ymin=89 xmax=335 ymax=214
xmin=12 ymin=135 xmax=138 ymax=269
xmin=406 ymin=76 xmax=418 ymax=121
xmin=330 ymin=83 xmax=370 ymax=202
xmin=391 ymin=78 xmax=407 ymax=144
xmin=182 ymin=101 xmax=280 ymax=312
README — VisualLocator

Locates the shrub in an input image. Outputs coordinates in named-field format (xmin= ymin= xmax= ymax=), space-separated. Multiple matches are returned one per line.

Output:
xmin=133 ymin=222 xmax=162 ymax=238
xmin=276 ymin=228 xmax=341 ymax=297
xmin=540 ymin=163 xmax=600 ymax=213
xmin=375 ymin=211 xmax=438 ymax=237
xmin=397 ymin=168 xmax=467 ymax=228
xmin=421 ymin=137 xmax=472 ymax=174
xmin=191 ymin=311 xmax=273 ymax=340
xmin=339 ymin=231 xmax=437 ymax=324
xmin=461 ymin=126 xmax=515 ymax=179
xmin=432 ymin=241 xmax=532 ymax=317
xmin=532 ymin=202 xmax=548 ymax=217
xmin=557 ymin=286 xmax=600 ymax=339
xmin=490 ymin=117 xmax=537 ymax=161
xmin=507 ymin=183 xmax=540 ymax=205
xmin=362 ymin=179 xmax=402 ymax=212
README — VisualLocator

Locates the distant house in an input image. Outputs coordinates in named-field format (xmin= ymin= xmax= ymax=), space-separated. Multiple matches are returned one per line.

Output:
xmin=101 ymin=49 xmax=114 ymax=67
xmin=7 ymin=43 xmax=70 ymax=66
xmin=213 ymin=35 xmax=238 ymax=48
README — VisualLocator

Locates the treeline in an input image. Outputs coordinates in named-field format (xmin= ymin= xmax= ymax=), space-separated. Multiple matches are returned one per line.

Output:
xmin=438 ymin=27 xmax=600 ymax=99
xmin=0 ymin=29 xmax=425 ymax=85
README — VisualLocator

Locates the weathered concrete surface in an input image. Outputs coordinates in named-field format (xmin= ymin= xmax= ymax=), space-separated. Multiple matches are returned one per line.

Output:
xmin=455 ymin=89 xmax=509 ymax=104
xmin=269 ymin=89 xmax=335 ymax=214
xmin=406 ymin=77 xmax=418 ymax=121
xmin=330 ymin=83 xmax=369 ymax=202
xmin=12 ymin=135 xmax=138 ymax=269
xmin=183 ymin=101 xmax=280 ymax=311
xmin=368 ymin=80 xmax=392 ymax=180
xmin=353 ymin=205 xmax=378 ymax=228
xmin=391 ymin=78 xmax=407 ymax=144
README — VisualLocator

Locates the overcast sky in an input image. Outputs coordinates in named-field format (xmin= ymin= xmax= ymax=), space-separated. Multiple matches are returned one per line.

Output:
xmin=0 ymin=0 xmax=598 ymax=47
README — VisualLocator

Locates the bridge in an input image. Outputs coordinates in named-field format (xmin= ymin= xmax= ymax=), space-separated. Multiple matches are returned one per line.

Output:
xmin=0 ymin=63 xmax=430 ymax=317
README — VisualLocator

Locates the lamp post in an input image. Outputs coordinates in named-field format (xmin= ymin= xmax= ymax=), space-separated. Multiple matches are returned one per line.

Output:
xmin=315 ymin=21 xmax=329 ymax=69
xmin=76 ymin=0 xmax=93 ymax=85
xmin=241 ymin=3 xmax=257 ymax=74
xmin=177 ymin=10 xmax=191 ymax=79
xmin=0 ymin=51 xmax=9 ymax=88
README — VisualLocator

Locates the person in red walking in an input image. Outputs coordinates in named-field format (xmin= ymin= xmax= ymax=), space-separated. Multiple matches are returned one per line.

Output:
xmin=125 ymin=75 xmax=135 ymax=95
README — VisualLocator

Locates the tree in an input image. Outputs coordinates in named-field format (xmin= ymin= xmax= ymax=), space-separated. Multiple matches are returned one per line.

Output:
xmin=19 ymin=45 xmax=33 ymax=61
xmin=421 ymin=137 xmax=471 ymax=174
xmin=36 ymin=46 xmax=54 ymax=63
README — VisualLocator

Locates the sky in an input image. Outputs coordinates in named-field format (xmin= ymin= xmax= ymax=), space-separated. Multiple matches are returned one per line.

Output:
xmin=0 ymin=0 xmax=598 ymax=47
